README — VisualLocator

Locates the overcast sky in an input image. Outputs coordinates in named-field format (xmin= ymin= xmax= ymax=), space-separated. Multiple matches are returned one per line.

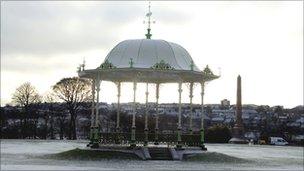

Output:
xmin=1 ymin=1 xmax=303 ymax=108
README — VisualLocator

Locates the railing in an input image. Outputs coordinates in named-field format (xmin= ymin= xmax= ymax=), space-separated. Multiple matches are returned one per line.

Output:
xmin=98 ymin=132 xmax=201 ymax=146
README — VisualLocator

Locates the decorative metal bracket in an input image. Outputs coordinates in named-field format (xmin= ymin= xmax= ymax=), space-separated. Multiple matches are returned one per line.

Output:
xmin=202 ymin=65 xmax=219 ymax=80
xmin=203 ymin=65 xmax=213 ymax=75
xmin=99 ymin=60 xmax=116 ymax=69
xmin=151 ymin=60 xmax=174 ymax=70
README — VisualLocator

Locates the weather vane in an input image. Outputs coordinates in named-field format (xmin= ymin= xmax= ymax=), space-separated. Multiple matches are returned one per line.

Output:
xmin=144 ymin=1 xmax=155 ymax=39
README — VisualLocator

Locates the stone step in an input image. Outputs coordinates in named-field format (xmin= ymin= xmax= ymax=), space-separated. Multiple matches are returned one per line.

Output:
xmin=148 ymin=147 xmax=172 ymax=160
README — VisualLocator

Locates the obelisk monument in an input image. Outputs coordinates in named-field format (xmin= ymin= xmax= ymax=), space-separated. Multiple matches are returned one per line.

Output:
xmin=229 ymin=75 xmax=248 ymax=144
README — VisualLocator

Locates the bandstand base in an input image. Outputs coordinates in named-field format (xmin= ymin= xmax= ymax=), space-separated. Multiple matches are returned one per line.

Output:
xmin=85 ymin=144 xmax=207 ymax=160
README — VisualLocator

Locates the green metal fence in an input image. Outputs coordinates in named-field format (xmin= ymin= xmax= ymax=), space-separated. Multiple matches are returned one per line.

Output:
xmin=98 ymin=132 xmax=201 ymax=146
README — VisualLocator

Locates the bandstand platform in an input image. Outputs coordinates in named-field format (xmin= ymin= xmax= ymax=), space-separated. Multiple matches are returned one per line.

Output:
xmin=85 ymin=132 xmax=207 ymax=160
xmin=86 ymin=146 xmax=206 ymax=161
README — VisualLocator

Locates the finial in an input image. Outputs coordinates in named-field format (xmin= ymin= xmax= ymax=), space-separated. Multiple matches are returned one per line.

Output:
xmin=190 ymin=60 xmax=194 ymax=71
xmin=129 ymin=58 xmax=134 ymax=68
xmin=144 ymin=1 xmax=155 ymax=39
xmin=77 ymin=65 xmax=81 ymax=72
xmin=81 ymin=58 xmax=86 ymax=71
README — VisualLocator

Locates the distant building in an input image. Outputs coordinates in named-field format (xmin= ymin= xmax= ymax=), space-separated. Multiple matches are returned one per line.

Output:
xmin=221 ymin=99 xmax=230 ymax=109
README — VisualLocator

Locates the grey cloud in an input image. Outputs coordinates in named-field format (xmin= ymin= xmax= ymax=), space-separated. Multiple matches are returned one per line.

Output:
xmin=1 ymin=55 xmax=75 ymax=74
xmin=1 ymin=2 xmax=190 ymax=74
xmin=1 ymin=2 xmax=144 ymax=57
xmin=154 ymin=7 xmax=192 ymax=25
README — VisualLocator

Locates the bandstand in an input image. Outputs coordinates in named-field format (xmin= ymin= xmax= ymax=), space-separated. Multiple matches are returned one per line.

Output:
xmin=77 ymin=4 xmax=219 ymax=153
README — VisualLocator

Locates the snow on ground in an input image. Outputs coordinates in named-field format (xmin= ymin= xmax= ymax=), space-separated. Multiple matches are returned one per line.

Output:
xmin=1 ymin=139 xmax=303 ymax=170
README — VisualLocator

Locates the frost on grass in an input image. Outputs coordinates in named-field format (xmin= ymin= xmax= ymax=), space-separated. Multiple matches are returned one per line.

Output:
xmin=184 ymin=152 xmax=250 ymax=163
xmin=46 ymin=148 xmax=141 ymax=160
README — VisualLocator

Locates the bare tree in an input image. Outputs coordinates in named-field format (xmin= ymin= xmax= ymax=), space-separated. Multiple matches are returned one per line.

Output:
xmin=41 ymin=93 xmax=56 ymax=139
xmin=12 ymin=82 xmax=41 ymax=107
xmin=12 ymin=82 xmax=41 ymax=138
xmin=52 ymin=77 xmax=92 ymax=140
xmin=56 ymin=108 xmax=68 ymax=140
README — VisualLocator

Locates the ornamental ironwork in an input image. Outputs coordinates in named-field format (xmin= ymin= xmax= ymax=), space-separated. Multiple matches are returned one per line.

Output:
xmin=151 ymin=60 xmax=174 ymax=70
xmin=203 ymin=65 xmax=219 ymax=80
xmin=100 ymin=60 xmax=116 ymax=69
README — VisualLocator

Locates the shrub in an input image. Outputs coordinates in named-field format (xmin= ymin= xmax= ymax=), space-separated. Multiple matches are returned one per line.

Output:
xmin=205 ymin=124 xmax=232 ymax=143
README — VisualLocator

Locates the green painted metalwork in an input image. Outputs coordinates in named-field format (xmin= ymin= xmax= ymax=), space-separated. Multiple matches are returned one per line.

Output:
xmin=129 ymin=58 xmax=134 ymax=68
xmin=151 ymin=60 xmax=174 ymax=70
xmin=99 ymin=60 xmax=116 ymax=69
xmin=144 ymin=2 xmax=153 ymax=39
xmin=131 ymin=127 xmax=136 ymax=147
xmin=94 ymin=127 xmax=100 ymax=141
xmin=89 ymin=127 xmax=94 ymax=140
xmin=200 ymin=129 xmax=204 ymax=144
xmin=144 ymin=129 xmax=148 ymax=146
xmin=146 ymin=28 xmax=152 ymax=39
xmin=177 ymin=128 xmax=182 ymax=148
xmin=90 ymin=127 xmax=100 ymax=148
xmin=154 ymin=129 xmax=159 ymax=145
xmin=97 ymin=132 xmax=201 ymax=146
xmin=190 ymin=60 xmax=194 ymax=71
xmin=202 ymin=65 xmax=219 ymax=81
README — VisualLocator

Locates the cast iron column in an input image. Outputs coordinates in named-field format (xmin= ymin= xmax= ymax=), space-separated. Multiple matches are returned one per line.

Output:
xmin=189 ymin=82 xmax=194 ymax=134
xmin=131 ymin=81 xmax=137 ymax=147
xmin=200 ymin=82 xmax=207 ymax=150
xmin=92 ymin=78 xmax=101 ymax=148
xmin=116 ymin=82 xmax=121 ymax=132
xmin=115 ymin=82 xmax=121 ymax=144
xmin=177 ymin=82 xmax=183 ymax=148
xmin=154 ymin=83 xmax=160 ymax=145
xmin=89 ymin=79 xmax=95 ymax=146
xmin=144 ymin=83 xmax=149 ymax=146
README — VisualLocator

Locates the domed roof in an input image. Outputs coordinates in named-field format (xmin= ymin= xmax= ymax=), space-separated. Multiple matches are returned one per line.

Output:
xmin=103 ymin=39 xmax=200 ymax=72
